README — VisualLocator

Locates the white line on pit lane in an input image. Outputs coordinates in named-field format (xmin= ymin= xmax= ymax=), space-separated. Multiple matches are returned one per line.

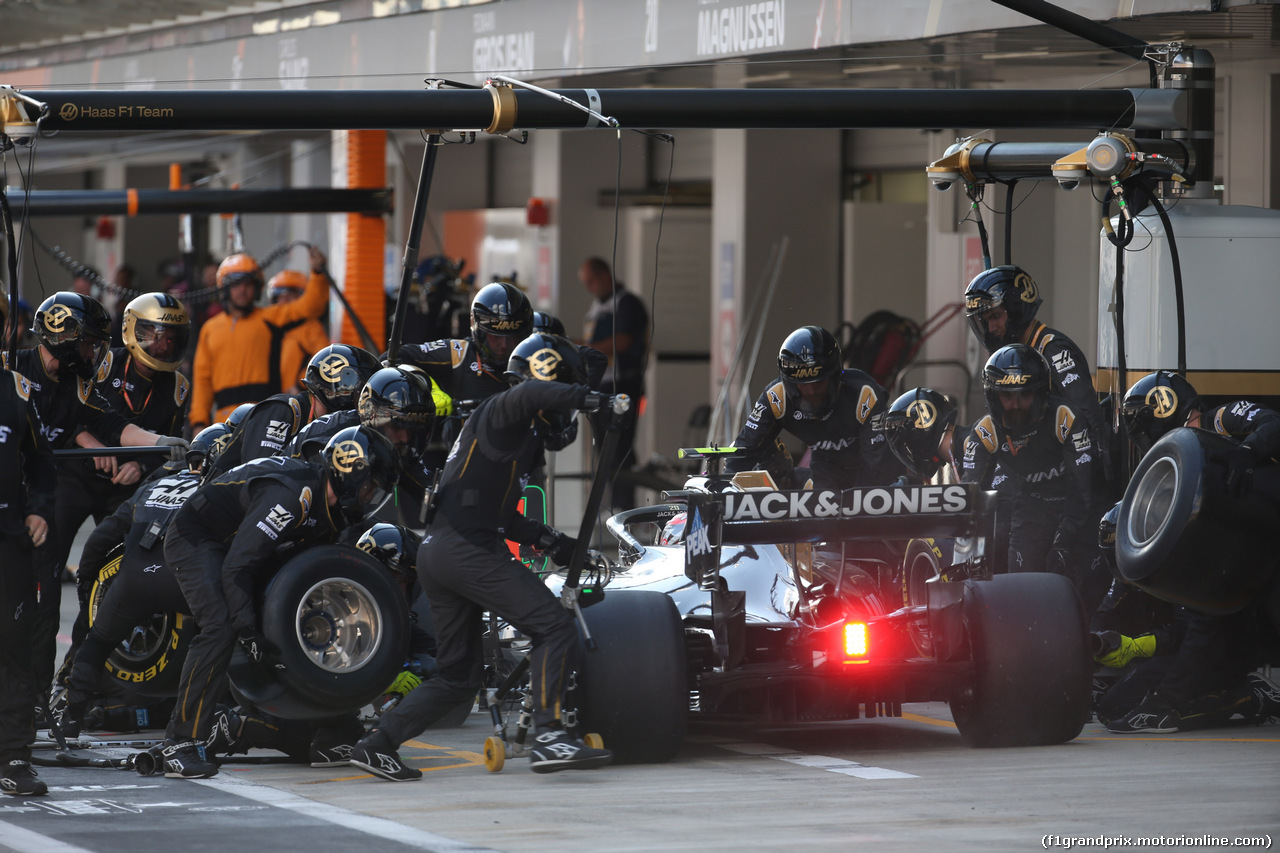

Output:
xmin=191 ymin=774 xmax=502 ymax=852
xmin=0 ymin=819 xmax=98 ymax=853
xmin=713 ymin=741 xmax=917 ymax=779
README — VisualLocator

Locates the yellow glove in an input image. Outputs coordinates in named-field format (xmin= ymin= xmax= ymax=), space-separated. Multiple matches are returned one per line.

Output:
xmin=385 ymin=669 xmax=422 ymax=697
xmin=1097 ymin=634 xmax=1157 ymax=668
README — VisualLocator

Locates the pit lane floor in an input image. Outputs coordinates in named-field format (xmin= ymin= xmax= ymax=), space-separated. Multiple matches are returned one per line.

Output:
xmin=16 ymin=556 xmax=1277 ymax=852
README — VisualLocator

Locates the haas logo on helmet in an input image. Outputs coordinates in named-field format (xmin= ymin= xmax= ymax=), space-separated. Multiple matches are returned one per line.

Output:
xmin=317 ymin=354 xmax=351 ymax=382
xmin=331 ymin=440 xmax=366 ymax=474
xmin=1146 ymin=386 xmax=1179 ymax=419
xmin=529 ymin=348 xmax=562 ymax=381
xmin=1016 ymin=273 xmax=1038 ymax=303
xmin=906 ymin=399 xmax=937 ymax=429
xmin=43 ymin=304 xmax=75 ymax=334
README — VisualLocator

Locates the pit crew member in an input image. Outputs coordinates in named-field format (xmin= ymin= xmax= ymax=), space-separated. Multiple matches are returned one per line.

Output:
xmin=349 ymin=333 xmax=620 ymax=780
xmin=727 ymin=325 xmax=897 ymax=490
xmin=159 ymin=426 xmax=399 ymax=778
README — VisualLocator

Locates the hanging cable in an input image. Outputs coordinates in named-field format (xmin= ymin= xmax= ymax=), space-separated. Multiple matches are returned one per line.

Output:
xmin=1002 ymin=180 xmax=1018 ymax=265
xmin=1147 ymin=190 xmax=1187 ymax=374
xmin=964 ymin=183 xmax=991 ymax=270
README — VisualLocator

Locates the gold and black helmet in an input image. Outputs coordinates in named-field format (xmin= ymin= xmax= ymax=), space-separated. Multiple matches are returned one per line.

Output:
xmin=32 ymin=292 xmax=111 ymax=380
xmin=301 ymin=344 xmax=382 ymax=412
xmin=123 ymin=292 xmax=190 ymax=372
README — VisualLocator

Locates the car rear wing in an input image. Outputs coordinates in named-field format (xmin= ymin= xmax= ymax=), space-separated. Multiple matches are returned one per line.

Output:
xmin=684 ymin=483 xmax=995 ymax=590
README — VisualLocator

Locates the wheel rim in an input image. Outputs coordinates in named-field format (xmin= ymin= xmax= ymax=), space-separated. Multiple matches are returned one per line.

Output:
xmin=120 ymin=614 xmax=173 ymax=663
xmin=1128 ymin=455 xmax=1179 ymax=548
xmin=295 ymin=576 xmax=382 ymax=673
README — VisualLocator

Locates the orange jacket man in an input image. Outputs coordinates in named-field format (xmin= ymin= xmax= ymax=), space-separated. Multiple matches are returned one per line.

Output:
xmin=190 ymin=247 xmax=330 ymax=429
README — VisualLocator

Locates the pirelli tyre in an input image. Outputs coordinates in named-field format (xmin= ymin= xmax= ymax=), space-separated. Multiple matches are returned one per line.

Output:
xmin=88 ymin=544 xmax=193 ymax=697
xmin=1116 ymin=427 xmax=1280 ymax=615
xmin=229 ymin=545 xmax=410 ymax=719
xmin=949 ymin=573 xmax=1090 ymax=747
xmin=576 ymin=590 xmax=686 ymax=764
xmin=902 ymin=538 xmax=944 ymax=657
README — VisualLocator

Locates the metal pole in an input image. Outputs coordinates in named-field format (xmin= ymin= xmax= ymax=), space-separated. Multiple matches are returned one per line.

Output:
xmin=387 ymin=134 xmax=440 ymax=359
xmin=29 ymin=88 xmax=1180 ymax=133
xmin=4 ymin=187 xmax=393 ymax=217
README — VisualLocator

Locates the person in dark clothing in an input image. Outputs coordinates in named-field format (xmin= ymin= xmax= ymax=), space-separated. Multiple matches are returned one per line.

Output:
xmin=6 ymin=292 xmax=189 ymax=711
xmin=203 ymin=343 xmax=380 ymax=481
xmin=159 ymin=425 xmax=399 ymax=778
xmin=964 ymin=265 xmax=1114 ymax=575
xmin=579 ymin=257 xmax=648 ymax=510
xmin=961 ymin=344 xmax=1108 ymax=611
xmin=0 ymin=366 xmax=57 ymax=797
xmin=1096 ymin=371 xmax=1280 ymax=733
xmin=349 ymin=333 xmax=621 ymax=781
xmin=728 ymin=325 xmax=897 ymax=490
xmin=394 ymin=281 xmax=534 ymax=467
xmin=53 ymin=293 xmax=191 ymax=685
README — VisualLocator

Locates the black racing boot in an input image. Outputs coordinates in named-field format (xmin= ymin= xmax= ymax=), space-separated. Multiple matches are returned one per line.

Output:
xmin=1 ymin=761 xmax=48 ymax=796
xmin=348 ymin=731 xmax=421 ymax=781
xmin=527 ymin=728 xmax=612 ymax=774
xmin=161 ymin=740 xmax=218 ymax=779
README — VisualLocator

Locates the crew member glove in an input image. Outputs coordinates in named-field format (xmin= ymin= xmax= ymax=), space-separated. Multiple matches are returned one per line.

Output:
xmin=535 ymin=525 xmax=578 ymax=567
xmin=385 ymin=669 xmax=422 ymax=698
xmin=1222 ymin=444 xmax=1257 ymax=496
xmin=155 ymin=434 xmax=191 ymax=461
xmin=1096 ymin=633 xmax=1157 ymax=668
xmin=237 ymin=628 xmax=280 ymax=664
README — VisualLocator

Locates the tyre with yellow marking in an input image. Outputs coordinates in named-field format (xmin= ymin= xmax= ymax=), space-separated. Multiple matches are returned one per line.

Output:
xmin=89 ymin=544 xmax=193 ymax=698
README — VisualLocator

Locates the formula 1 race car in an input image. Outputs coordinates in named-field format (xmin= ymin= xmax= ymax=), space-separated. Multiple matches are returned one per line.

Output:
xmin=565 ymin=448 xmax=1093 ymax=763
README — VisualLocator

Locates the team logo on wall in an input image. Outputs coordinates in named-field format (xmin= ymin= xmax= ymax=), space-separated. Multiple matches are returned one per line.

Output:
xmin=906 ymin=399 xmax=937 ymax=429
xmin=1145 ymin=386 xmax=1178 ymax=420
xmin=317 ymin=353 xmax=351 ymax=382
xmin=529 ymin=348 xmax=562 ymax=381
xmin=331 ymin=440 xmax=366 ymax=473
xmin=1016 ymin=272 xmax=1039 ymax=303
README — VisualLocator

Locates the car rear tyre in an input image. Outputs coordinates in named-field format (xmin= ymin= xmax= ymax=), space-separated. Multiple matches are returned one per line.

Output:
xmin=576 ymin=590 xmax=686 ymax=764
xmin=229 ymin=545 xmax=409 ymax=719
xmin=950 ymin=573 xmax=1090 ymax=747
xmin=89 ymin=544 xmax=192 ymax=698
xmin=902 ymin=538 xmax=944 ymax=657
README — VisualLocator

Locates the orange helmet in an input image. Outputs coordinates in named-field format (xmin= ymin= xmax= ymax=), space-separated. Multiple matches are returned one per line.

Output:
xmin=268 ymin=269 xmax=308 ymax=304
xmin=216 ymin=253 xmax=263 ymax=299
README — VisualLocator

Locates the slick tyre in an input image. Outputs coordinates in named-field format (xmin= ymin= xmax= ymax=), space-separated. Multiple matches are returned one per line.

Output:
xmin=90 ymin=544 xmax=192 ymax=698
xmin=230 ymin=545 xmax=409 ymax=719
xmin=576 ymin=590 xmax=686 ymax=764
xmin=950 ymin=573 xmax=1090 ymax=747
xmin=1116 ymin=427 xmax=1280 ymax=615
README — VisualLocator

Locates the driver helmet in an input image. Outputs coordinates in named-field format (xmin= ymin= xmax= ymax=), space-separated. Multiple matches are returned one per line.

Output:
xmin=658 ymin=512 xmax=688 ymax=546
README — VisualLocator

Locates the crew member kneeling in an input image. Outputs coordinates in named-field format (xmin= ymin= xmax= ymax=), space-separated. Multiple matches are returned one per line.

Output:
xmin=159 ymin=426 xmax=398 ymax=779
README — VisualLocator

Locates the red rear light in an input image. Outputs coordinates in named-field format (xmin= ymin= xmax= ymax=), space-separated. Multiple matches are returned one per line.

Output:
xmin=842 ymin=621 xmax=869 ymax=660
